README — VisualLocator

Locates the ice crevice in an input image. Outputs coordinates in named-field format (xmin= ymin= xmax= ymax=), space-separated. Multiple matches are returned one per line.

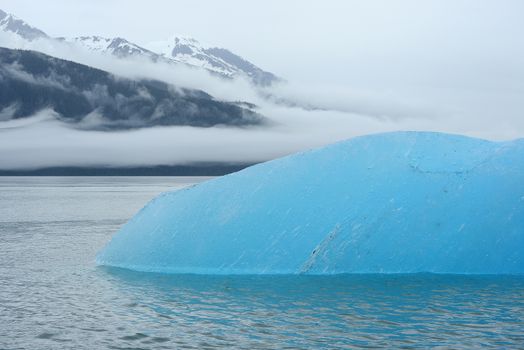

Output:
xmin=300 ymin=224 xmax=342 ymax=274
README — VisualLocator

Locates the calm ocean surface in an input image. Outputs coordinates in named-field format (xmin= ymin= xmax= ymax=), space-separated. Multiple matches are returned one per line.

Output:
xmin=0 ymin=177 xmax=523 ymax=349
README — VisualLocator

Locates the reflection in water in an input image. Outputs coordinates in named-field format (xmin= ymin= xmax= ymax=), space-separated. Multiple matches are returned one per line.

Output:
xmin=102 ymin=267 xmax=524 ymax=349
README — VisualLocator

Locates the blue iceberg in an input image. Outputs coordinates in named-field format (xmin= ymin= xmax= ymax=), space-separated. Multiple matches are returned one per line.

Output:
xmin=97 ymin=132 xmax=524 ymax=274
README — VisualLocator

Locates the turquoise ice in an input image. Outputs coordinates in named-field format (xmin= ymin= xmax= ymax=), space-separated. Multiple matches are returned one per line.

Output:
xmin=97 ymin=132 xmax=524 ymax=274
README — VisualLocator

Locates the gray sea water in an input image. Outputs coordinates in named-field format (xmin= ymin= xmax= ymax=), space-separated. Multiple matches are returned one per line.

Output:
xmin=0 ymin=177 xmax=523 ymax=349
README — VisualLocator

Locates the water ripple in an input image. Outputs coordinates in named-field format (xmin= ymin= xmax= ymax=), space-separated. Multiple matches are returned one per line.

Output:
xmin=1 ymin=177 xmax=523 ymax=349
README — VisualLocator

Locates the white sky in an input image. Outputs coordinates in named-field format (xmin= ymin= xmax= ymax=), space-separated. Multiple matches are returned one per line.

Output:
xmin=0 ymin=0 xmax=522 ymax=84
xmin=0 ymin=1 xmax=523 ymax=168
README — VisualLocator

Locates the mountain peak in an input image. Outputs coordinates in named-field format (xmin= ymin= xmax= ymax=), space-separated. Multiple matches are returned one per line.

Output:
xmin=61 ymin=35 xmax=158 ymax=59
xmin=173 ymin=36 xmax=200 ymax=46
xmin=146 ymin=35 xmax=279 ymax=85
xmin=0 ymin=9 xmax=280 ymax=86
xmin=0 ymin=9 xmax=48 ymax=41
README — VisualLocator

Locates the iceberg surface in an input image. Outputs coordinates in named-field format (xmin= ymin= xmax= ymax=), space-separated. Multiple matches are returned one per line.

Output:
xmin=97 ymin=132 xmax=524 ymax=274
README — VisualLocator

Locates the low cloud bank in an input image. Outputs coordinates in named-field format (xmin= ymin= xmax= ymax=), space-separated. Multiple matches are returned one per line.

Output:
xmin=0 ymin=32 xmax=523 ymax=169
xmin=0 ymin=103 xmax=521 ymax=170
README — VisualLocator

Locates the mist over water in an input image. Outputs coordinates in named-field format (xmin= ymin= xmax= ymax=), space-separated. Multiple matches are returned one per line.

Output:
xmin=1 ymin=6 xmax=524 ymax=170
xmin=1 ymin=177 xmax=523 ymax=349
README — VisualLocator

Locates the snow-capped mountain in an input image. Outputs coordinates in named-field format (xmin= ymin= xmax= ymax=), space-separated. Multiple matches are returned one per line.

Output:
xmin=0 ymin=9 xmax=48 ymax=41
xmin=0 ymin=9 xmax=279 ymax=86
xmin=147 ymin=37 xmax=279 ymax=86
xmin=66 ymin=35 xmax=279 ymax=85
xmin=58 ymin=36 xmax=161 ymax=60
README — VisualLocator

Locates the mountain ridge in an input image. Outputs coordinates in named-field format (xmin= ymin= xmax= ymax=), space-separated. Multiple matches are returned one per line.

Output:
xmin=0 ymin=8 xmax=279 ymax=85
xmin=0 ymin=9 xmax=48 ymax=41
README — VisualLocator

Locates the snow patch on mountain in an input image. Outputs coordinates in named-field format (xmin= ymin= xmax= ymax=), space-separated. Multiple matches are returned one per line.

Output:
xmin=147 ymin=36 xmax=279 ymax=85
xmin=58 ymin=36 xmax=160 ymax=60
xmin=0 ymin=9 xmax=47 ymax=41
xmin=0 ymin=8 xmax=279 ymax=86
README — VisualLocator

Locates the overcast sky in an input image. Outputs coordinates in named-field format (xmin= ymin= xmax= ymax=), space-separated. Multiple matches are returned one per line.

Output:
xmin=0 ymin=0 xmax=522 ymax=84
xmin=0 ymin=1 xmax=523 ymax=168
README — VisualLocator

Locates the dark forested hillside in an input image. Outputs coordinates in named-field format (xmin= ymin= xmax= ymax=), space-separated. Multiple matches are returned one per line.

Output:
xmin=0 ymin=47 xmax=265 ymax=130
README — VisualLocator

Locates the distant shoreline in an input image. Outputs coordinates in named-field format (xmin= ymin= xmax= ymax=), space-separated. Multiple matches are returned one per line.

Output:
xmin=0 ymin=163 xmax=255 ymax=176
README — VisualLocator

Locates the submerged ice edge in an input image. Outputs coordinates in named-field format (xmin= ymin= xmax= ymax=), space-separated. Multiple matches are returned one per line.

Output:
xmin=95 ymin=263 xmax=524 ymax=277
xmin=97 ymin=132 xmax=524 ymax=275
